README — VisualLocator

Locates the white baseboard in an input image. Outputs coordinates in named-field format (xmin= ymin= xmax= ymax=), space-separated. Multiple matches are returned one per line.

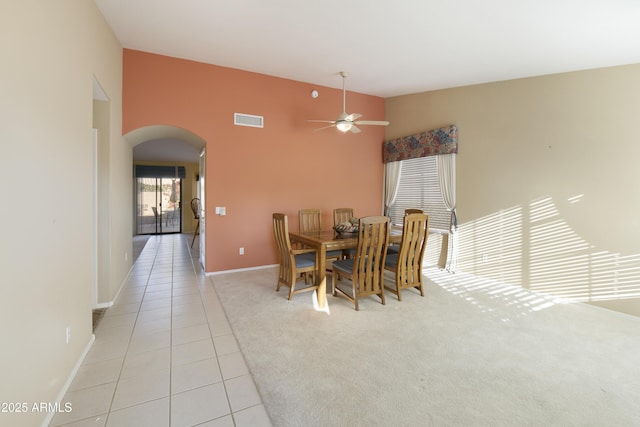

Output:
xmin=94 ymin=301 xmax=113 ymax=310
xmin=41 ymin=334 xmax=96 ymax=427
xmin=206 ymin=264 xmax=278 ymax=276
xmin=94 ymin=261 xmax=135 ymax=310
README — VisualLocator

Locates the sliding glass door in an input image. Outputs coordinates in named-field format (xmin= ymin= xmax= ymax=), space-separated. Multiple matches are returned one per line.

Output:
xmin=136 ymin=177 xmax=182 ymax=235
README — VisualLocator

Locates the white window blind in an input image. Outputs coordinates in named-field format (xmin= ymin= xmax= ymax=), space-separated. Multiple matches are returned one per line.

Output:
xmin=388 ymin=156 xmax=451 ymax=232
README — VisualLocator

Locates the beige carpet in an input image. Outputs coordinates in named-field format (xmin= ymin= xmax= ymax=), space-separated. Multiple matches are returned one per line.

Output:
xmin=210 ymin=267 xmax=640 ymax=427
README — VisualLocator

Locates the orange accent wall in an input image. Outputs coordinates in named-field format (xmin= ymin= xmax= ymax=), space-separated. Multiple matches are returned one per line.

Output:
xmin=123 ymin=49 xmax=386 ymax=272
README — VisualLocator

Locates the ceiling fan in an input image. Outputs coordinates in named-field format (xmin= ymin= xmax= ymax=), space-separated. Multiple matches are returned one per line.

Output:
xmin=308 ymin=72 xmax=389 ymax=134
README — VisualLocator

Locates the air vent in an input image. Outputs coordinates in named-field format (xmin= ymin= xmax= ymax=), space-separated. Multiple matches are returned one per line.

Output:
xmin=234 ymin=113 xmax=264 ymax=128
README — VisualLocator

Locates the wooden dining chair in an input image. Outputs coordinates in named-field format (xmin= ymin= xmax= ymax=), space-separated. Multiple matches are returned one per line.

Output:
xmin=273 ymin=213 xmax=318 ymax=300
xmin=332 ymin=216 xmax=389 ymax=310
xmin=333 ymin=208 xmax=356 ymax=258
xmin=333 ymin=208 xmax=354 ymax=226
xmin=404 ymin=208 xmax=424 ymax=215
xmin=298 ymin=209 xmax=342 ymax=264
xmin=190 ymin=198 xmax=200 ymax=248
xmin=384 ymin=212 xmax=429 ymax=301
xmin=298 ymin=208 xmax=322 ymax=233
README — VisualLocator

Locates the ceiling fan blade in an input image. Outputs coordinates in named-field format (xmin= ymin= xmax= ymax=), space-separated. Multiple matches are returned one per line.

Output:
xmin=349 ymin=125 xmax=361 ymax=134
xmin=313 ymin=124 xmax=337 ymax=132
xmin=307 ymin=119 xmax=336 ymax=124
xmin=354 ymin=120 xmax=390 ymax=126
xmin=345 ymin=113 xmax=362 ymax=121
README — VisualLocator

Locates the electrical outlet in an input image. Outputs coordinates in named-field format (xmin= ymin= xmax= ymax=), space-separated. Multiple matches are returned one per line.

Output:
xmin=239 ymin=247 xmax=244 ymax=255
xmin=66 ymin=326 xmax=71 ymax=344
xmin=125 ymin=252 xmax=128 ymax=261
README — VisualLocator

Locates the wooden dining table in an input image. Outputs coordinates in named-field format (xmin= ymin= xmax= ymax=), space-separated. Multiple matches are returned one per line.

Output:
xmin=289 ymin=229 xmax=402 ymax=310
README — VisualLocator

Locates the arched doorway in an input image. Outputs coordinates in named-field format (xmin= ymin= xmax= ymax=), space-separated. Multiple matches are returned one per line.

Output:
xmin=125 ymin=125 xmax=206 ymax=255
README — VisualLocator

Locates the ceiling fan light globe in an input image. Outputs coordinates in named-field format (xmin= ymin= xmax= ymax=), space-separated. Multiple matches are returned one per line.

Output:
xmin=336 ymin=121 xmax=352 ymax=132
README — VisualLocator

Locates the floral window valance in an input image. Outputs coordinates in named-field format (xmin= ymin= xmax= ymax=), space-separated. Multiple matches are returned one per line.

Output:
xmin=383 ymin=124 xmax=458 ymax=163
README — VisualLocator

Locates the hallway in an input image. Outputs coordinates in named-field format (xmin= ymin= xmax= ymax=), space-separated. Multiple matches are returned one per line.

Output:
xmin=51 ymin=234 xmax=271 ymax=426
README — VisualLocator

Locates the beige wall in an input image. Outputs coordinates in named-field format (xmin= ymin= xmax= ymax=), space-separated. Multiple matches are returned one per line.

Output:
xmin=385 ymin=64 xmax=640 ymax=317
xmin=93 ymin=100 xmax=112 ymax=305
xmin=0 ymin=2 xmax=128 ymax=426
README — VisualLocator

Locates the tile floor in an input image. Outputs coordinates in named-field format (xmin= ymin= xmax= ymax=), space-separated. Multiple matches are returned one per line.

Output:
xmin=50 ymin=234 xmax=272 ymax=427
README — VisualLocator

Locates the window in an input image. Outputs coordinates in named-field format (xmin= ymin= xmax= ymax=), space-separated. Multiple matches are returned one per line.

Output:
xmin=388 ymin=156 xmax=451 ymax=232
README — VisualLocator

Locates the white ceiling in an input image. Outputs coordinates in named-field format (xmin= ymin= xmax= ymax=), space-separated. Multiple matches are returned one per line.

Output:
xmin=100 ymin=0 xmax=640 ymax=162
xmin=128 ymin=126 xmax=205 ymax=163
xmin=132 ymin=139 xmax=202 ymax=163
xmin=96 ymin=0 xmax=640 ymax=98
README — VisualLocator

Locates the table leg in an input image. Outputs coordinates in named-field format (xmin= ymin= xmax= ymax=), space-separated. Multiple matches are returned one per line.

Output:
xmin=316 ymin=245 xmax=327 ymax=309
